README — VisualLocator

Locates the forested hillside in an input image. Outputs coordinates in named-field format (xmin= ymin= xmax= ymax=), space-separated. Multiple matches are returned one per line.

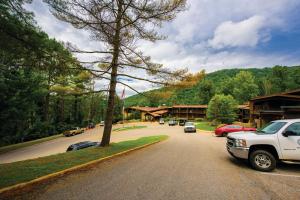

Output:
xmin=125 ymin=66 xmax=300 ymax=107
xmin=0 ymin=1 xmax=122 ymax=146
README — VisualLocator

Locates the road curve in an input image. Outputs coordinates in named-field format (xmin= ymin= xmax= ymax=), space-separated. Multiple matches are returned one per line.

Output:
xmin=7 ymin=124 xmax=300 ymax=200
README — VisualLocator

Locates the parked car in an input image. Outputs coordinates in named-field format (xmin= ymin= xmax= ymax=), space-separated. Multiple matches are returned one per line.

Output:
xmin=184 ymin=122 xmax=196 ymax=133
xmin=215 ymin=124 xmax=256 ymax=137
xmin=179 ymin=119 xmax=187 ymax=126
xmin=63 ymin=127 xmax=84 ymax=137
xmin=168 ymin=119 xmax=177 ymax=126
xmin=227 ymin=119 xmax=300 ymax=172
xmin=66 ymin=141 xmax=99 ymax=152
xmin=159 ymin=118 xmax=165 ymax=125
xmin=100 ymin=121 xmax=104 ymax=126
xmin=87 ymin=122 xmax=95 ymax=129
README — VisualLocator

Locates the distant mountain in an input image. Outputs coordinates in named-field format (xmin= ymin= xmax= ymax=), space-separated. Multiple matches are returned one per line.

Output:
xmin=125 ymin=66 xmax=300 ymax=107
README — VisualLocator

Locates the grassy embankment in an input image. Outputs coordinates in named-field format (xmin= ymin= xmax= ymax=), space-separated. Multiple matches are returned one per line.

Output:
xmin=0 ymin=134 xmax=63 ymax=155
xmin=0 ymin=135 xmax=168 ymax=189
xmin=195 ymin=122 xmax=216 ymax=131
xmin=113 ymin=125 xmax=147 ymax=132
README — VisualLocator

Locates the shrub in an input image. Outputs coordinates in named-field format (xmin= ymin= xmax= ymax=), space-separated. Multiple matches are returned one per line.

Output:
xmin=207 ymin=94 xmax=238 ymax=124
xmin=194 ymin=118 xmax=204 ymax=122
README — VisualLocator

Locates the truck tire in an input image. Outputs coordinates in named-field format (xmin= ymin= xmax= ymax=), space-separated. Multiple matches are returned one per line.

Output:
xmin=249 ymin=150 xmax=276 ymax=172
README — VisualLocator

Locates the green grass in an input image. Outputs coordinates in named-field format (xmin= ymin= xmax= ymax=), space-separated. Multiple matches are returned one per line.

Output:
xmin=113 ymin=125 xmax=147 ymax=132
xmin=195 ymin=122 xmax=216 ymax=131
xmin=0 ymin=134 xmax=63 ymax=155
xmin=0 ymin=135 xmax=168 ymax=189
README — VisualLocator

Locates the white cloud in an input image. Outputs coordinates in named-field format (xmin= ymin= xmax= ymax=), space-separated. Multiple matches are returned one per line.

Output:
xmin=25 ymin=0 xmax=300 ymax=96
xmin=208 ymin=16 xmax=267 ymax=49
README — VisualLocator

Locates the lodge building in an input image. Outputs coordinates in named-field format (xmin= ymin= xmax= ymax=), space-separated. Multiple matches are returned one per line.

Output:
xmin=124 ymin=89 xmax=300 ymax=128
xmin=249 ymin=89 xmax=300 ymax=128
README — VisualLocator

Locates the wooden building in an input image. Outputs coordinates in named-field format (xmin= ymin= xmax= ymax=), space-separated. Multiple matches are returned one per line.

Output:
xmin=125 ymin=104 xmax=251 ymax=122
xmin=249 ymin=89 xmax=300 ymax=128
xmin=169 ymin=105 xmax=207 ymax=120
xmin=124 ymin=106 xmax=169 ymax=121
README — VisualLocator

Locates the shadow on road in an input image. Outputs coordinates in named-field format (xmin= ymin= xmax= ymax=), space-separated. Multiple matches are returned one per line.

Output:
xmin=226 ymin=155 xmax=300 ymax=174
xmin=277 ymin=162 xmax=300 ymax=172
xmin=226 ymin=156 xmax=250 ymax=169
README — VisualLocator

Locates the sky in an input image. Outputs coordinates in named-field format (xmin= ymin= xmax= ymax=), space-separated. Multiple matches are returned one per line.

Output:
xmin=26 ymin=0 xmax=300 ymax=97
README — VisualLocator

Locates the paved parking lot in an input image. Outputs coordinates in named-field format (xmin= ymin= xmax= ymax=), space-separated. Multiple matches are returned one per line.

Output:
xmin=3 ymin=123 xmax=300 ymax=200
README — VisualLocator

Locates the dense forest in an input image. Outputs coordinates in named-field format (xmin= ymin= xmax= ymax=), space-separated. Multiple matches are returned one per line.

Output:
xmin=0 ymin=1 xmax=122 ymax=146
xmin=125 ymin=66 xmax=300 ymax=107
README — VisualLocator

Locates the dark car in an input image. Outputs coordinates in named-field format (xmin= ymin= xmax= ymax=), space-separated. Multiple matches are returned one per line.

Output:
xmin=215 ymin=124 xmax=256 ymax=137
xmin=66 ymin=141 xmax=99 ymax=152
xmin=87 ymin=123 xmax=95 ymax=129
xmin=179 ymin=119 xmax=187 ymax=126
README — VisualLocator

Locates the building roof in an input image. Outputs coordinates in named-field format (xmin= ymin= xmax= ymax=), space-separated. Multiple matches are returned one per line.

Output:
xmin=251 ymin=94 xmax=300 ymax=101
xmin=146 ymin=109 xmax=169 ymax=117
xmin=172 ymin=105 xmax=208 ymax=108
xmin=251 ymin=88 xmax=300 ymax=101
xmin=238 ymin=105 xmax=250 ymax=109
xmin=126 ymin=106 xmax=169 ymax=112
xmin=282 ymin=88 xmax=300 ymax=96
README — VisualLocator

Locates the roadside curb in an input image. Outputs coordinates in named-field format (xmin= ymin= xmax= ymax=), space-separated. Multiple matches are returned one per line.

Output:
xmin=0 ymin=138 xmax=167 ymax=195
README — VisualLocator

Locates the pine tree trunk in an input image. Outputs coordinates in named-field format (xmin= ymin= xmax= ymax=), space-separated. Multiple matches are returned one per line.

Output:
xmin=100 ymin=2 xmax=123 ymax=147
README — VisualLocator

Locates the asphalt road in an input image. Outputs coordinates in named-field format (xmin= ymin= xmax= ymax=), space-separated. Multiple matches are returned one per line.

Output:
xmin=0 ymin=122 xmax=160 ymax=163
xmin=6 ymin=124 xmax=300 ymax=200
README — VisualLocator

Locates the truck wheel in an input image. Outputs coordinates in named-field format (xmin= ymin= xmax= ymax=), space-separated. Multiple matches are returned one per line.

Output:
xmin=249 ymin=150 xmax=276 ymax=172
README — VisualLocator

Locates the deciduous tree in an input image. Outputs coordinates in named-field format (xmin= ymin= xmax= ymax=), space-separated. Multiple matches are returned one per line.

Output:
xmin=207 ymin=94 xmax=238 ymax=124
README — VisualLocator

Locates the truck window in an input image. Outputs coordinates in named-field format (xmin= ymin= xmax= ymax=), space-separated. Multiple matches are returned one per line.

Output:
xmin=285 ymin=122 xmax=300 ymax=136
xmin=258 ymin=122 xmax=287 ymax=134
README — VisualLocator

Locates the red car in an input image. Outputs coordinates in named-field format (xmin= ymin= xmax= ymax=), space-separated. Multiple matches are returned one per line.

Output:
xmin=214 ymin=124 xmax=256 ymax=137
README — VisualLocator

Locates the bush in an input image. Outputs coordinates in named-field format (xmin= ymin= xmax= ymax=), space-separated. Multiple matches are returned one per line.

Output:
xmin=207 ymin=94 xmax=238 ymax=124
xmin=194 ymin=118 xmax=204 ymax=122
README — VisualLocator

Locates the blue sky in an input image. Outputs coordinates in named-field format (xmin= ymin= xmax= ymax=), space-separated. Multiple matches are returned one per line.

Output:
xmin=26 ymin=0 xmax=300 ymax=96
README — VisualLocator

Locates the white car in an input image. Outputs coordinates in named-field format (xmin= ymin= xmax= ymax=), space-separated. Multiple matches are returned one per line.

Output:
xmin=159 ymin=118 xmax=164 ymax=125
xmin=184 ymin=122 xmax=196 ymax=133
xmin=227 ymin=119 xmax=300 ymax=172
xmin=100 ymin=121 xmax=104 ymax=126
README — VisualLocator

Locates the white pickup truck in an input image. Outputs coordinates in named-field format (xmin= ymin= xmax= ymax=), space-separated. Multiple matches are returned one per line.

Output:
xmin=227 ymin=119 xmax=300 ymax=171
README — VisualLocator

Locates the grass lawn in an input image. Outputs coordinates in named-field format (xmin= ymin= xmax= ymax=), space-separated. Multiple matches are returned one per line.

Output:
xmin=0 ymin=135 xmax=168 ymax=189
xmin=195 ymin=122 xmax=216 ymax=131
xmin=113 ymin=125 xmax=147 ymax=132
xmin=0 ymin=134 xmax=63 ymax=155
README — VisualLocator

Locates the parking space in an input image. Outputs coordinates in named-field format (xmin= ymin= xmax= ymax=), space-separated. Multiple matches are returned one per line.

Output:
xmin=1 ymin=123 xmax=300 ymax=199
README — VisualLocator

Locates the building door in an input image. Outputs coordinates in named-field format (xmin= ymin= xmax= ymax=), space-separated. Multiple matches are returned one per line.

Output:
xmin=278 ymin=122 xmax=300 ymax=160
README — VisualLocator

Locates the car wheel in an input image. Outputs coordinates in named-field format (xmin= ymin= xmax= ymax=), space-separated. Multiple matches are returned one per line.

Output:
xmin=222 ymin=132 xmax=228 ymax=137
xmin=249 ymin=150 xmax=276 ymax=172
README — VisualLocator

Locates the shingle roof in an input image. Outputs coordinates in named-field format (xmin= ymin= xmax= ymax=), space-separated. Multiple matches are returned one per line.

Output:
xmin=172 ymin=105 xmax=208 ymax=108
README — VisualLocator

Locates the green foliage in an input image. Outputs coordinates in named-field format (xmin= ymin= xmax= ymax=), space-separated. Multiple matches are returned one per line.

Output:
xmin=0 ymin=1 xmax=115 ymax=146
xmin=112 ymin=125 xmax=147 ymax=132
xmin=195 ymin=122 xmax=216 ymax=131
xmin=207 ymin=94 xmax=238 ymax=124
xmin=232 ymin=71 xmax=259 ymax=103
xmin=125 ymin=66 xmax=300 ymax=107
xmin=196 ymin=79 xmax=215 ymax=104
xmin=0 ymin=135 xmax=168 ymax=189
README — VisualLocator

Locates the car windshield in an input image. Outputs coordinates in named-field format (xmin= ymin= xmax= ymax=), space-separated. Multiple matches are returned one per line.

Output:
xmin=185 ymin=122 xmax=194 ymax=126
xmin=257 ymin=122 xmax=287 ymax=134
